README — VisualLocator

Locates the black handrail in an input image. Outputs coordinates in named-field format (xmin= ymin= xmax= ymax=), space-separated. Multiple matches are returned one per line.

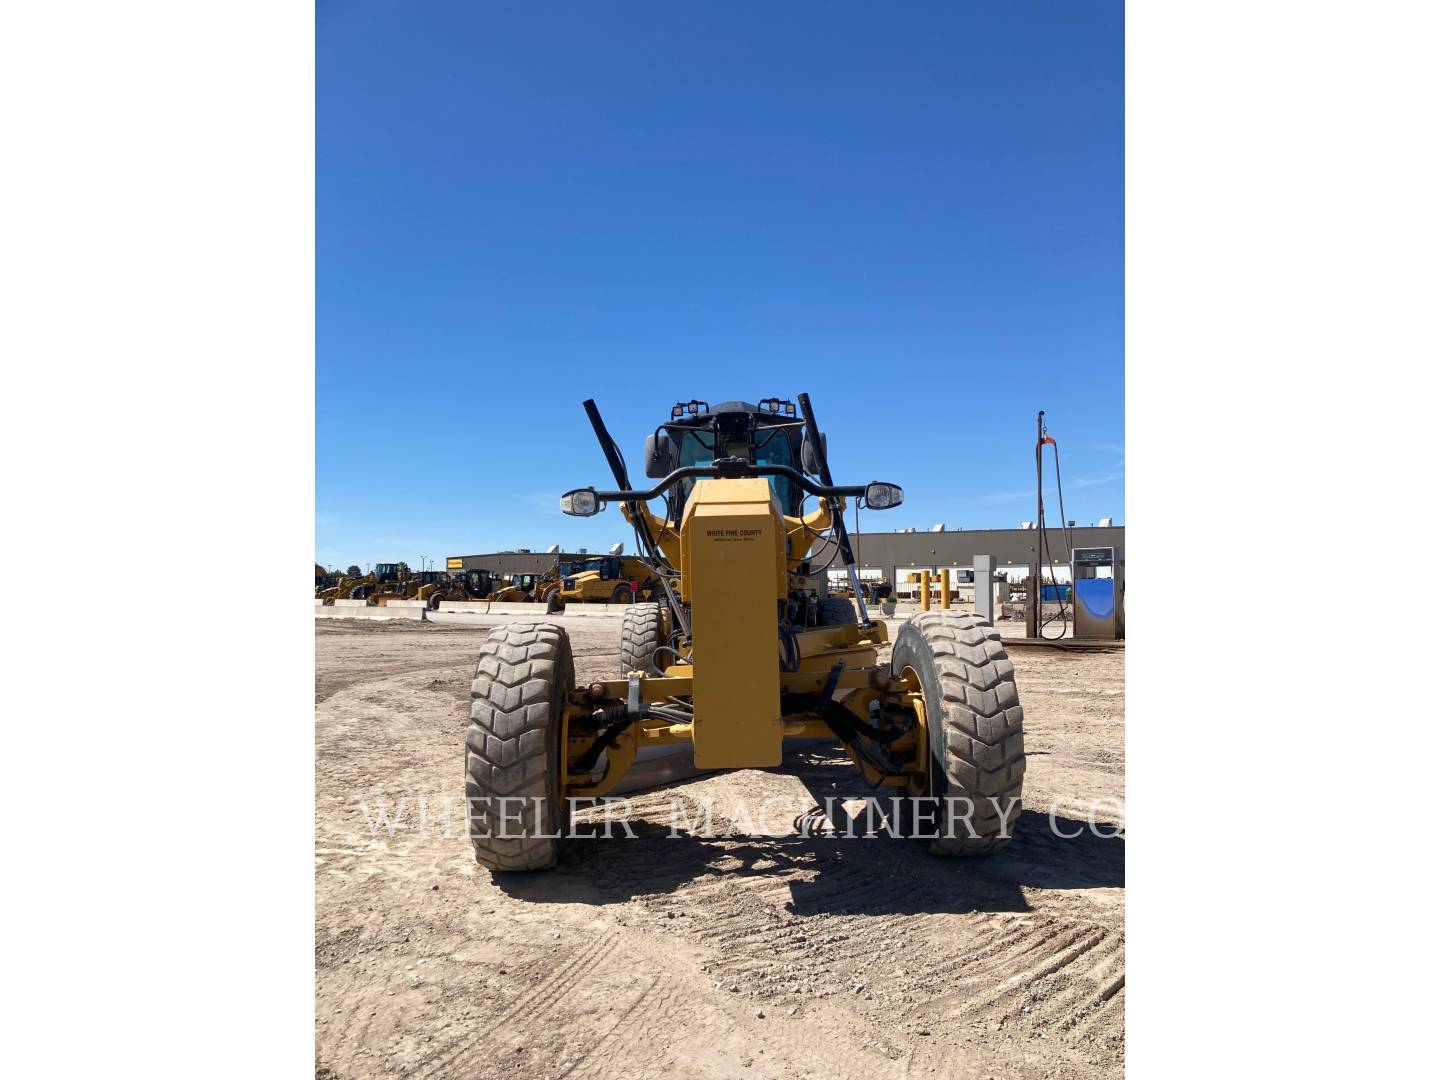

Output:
xmin=587 ymin=460 xmax=869 ymax=503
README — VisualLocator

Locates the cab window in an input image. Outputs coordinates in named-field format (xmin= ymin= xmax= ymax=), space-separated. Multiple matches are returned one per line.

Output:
xmin=674 ymin=426 xmax=799 ymax=514
xmin=752 ymin=427 xmax=797 ymax=513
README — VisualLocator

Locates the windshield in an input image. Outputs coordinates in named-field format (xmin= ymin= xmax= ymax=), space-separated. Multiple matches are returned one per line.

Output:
xmin=674 ymin=425 xmax=797 ymax=514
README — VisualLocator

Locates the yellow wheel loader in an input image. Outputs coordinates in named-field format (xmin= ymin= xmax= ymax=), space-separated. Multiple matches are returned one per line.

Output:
xmin=464 ymin=395 xmax=1026 ymax=871
xmin=316 ymin=566 xmax=366 ymax=603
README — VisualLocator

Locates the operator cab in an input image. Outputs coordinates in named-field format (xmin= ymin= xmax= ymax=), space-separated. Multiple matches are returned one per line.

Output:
xmin=566 ymin=555 xmax=621 ymax=583
xmin=374 ymin=563 xmax=407 ymax=582
xmin=465 ymin=569 xmax=495 ymax=596
xmin=646 ymin=399 xmax=820 ymax=519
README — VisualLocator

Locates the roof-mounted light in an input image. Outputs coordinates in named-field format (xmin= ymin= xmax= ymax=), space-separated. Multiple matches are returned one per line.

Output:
xmin=670 ymin=400 xmax=711 ymax=420
xmin=759 ymin=397 xmax=796 ymax=416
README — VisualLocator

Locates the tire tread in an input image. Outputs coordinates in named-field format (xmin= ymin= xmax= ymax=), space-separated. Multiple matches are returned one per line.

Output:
xmin=901 ymin=611 xmax=1025 ymax=855
xmin=466 ymin=622 xmax=572 ymax=871
xmin=619 ymin=602 xmax=665 ymax=675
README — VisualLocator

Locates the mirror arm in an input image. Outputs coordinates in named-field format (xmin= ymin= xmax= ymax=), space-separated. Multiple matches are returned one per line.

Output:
xmin=796 ymin=394 xmax=870 ymax=623
xmin=592 ymin=464 xmax=865 ymax=503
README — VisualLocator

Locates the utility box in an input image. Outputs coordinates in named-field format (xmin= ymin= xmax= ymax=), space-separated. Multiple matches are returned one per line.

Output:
xmin=974 ymin=555 xmax=995 ymax=623
xmin=1072 ymin=547 xmax=1124 ymax=640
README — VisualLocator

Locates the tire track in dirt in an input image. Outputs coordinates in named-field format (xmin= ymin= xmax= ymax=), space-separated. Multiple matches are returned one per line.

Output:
xmin=411 ymin=936 xmax=622 ymax=1080
xmin=316 ymin=619 xmax=1125 ymax=1080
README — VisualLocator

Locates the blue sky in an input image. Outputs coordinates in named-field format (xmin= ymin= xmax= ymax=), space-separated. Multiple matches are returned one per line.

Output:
xmin=317 ymin=1 xmax=1123 ymax=570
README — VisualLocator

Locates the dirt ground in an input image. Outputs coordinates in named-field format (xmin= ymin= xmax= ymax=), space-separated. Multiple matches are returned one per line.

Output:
xmin=316 ymin=614 xmax=1124 ymax=1080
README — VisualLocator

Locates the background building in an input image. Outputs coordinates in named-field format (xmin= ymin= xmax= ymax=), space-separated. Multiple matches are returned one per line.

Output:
xmin=448 ymin=550 xmax=607 ymax=577
xmin=450 ymin=524 xmax=1123 ymax=587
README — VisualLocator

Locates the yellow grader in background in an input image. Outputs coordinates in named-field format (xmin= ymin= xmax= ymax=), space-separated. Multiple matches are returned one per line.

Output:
xmin=465 ymin=394 xmax=1026 ymax=871
xmin=317 ymin=563 xmax=481 ymax=607
xmin=367 ymin=567 xmax=484 ymax=608
xmin=488 ymin=573 xmax=544 ymax=603
xmin=413 ymin=571 xmax=477 ymax=609
xmin=345 ymin=562 xmax=410 ymax=602
xmin=829 ymin=576 xmax=894 ymax=603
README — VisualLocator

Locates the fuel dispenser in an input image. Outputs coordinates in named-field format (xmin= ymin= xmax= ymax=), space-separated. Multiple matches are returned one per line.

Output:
xmin=1071 ymin=546 xmax=1124 ymax=640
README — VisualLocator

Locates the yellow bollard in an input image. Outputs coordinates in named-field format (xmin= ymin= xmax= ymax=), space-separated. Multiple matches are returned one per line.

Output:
xmin=921 ymin=570 xmax=931 ymax=611
xmin=940 ymin=568 xmax=951 ymax=609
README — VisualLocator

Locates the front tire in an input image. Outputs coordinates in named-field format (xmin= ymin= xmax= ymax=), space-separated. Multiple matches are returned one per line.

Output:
xmin=890 ymin=611 xmax=1025 ymax=855
xmin=818 ymin=596 xmax=858 ymax=626
xmin=619 ymin=602 xmax=666 ymax=675
xmin=465 ymin=622 xmax=574 ymax=872
xmin=610 ymin=584 xmax=634 ymax=605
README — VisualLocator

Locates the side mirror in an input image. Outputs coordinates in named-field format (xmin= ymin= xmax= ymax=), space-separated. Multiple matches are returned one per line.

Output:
xmin=801 ymin=430 xmax=828 ymax=476
xmin=863 ymin=482 xmax=903 ymax=510
xmin=644 ymin=432 xmax=677 ymax=478
xmin=560 ymin=488 xmax=604 ymax=517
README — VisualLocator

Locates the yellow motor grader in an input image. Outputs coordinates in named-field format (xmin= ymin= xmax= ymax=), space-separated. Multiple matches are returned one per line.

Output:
xmin=414 ymin=571 xmax=480 ymax=609
xmin=341 ymin=562 xmax=419 ymax=603
xmin=465 ymin=395 xmax=1026 ymax=871
xmin=487 ymin=573 xmax=544 ymax=603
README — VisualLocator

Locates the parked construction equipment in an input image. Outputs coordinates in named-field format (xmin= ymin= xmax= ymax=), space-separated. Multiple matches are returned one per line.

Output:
xmin=465 ymin=395 xmax=1026 ymax=871
xmin=487 ymin=573 xmax=543 ymax=603
xmin=413 ymin=571 xmax=476 ymax=609
xmin=345 ymin=562 xmax=409 ymax=602
xmin=317 ymin=565 xmax=367 ymax=603
xmin=538 ymin=553 xmax=659 ymax=609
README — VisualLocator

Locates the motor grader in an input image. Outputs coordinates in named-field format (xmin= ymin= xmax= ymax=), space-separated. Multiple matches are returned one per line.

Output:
xmin=346 ymin=562 xmax=410 ymax=603
xmin=487 ymin=572 xmax=544 ymax=603
xmin=413 ymin=571 xmax=479 ymax=609
xmin=465 ymin=394 xmax=1025 ymax=871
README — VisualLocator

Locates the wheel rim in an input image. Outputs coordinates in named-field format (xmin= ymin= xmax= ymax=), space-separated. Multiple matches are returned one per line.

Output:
xmin=897 ymin=665 xmax=934 ymax=797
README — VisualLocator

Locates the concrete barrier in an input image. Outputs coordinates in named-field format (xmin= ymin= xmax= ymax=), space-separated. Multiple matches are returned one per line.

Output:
xmin=315 ymin=598 xmax=631 ymax=624
xmin=560 ymin=604 xmax=626 ymax=618
xmin=315 ymin=605 xmax=426 ymax=621
xmin=488 ymin=601 xmax=548 ymax=615
xmin=427 ymin=610 xmax=498 ymax=625
xmin=491 ymin=608 xmax=562 ymax=621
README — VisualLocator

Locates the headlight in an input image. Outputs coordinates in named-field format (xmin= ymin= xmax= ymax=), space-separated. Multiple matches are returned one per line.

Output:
xmin=863 ymin=482 xmax=904 ymax=510
xmin=560 ymin=488 xmax=602 ymax=517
